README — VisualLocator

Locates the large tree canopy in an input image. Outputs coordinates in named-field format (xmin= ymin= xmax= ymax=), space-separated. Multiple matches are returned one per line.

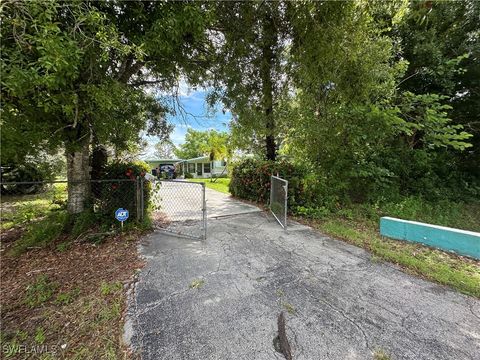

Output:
xmin=174 ymin=129 xmax=229 ymax=161
xmin=207 ymin=1 xmax=289 ymax=160
xmin=394 ymin=0 xmax=480 ymax=178
xmin=205 ymin=0 xmax=476 ymax=201
xmin=281 ymin=1 xmax=474 ymax=200
xmin=1 ymin=0 xmax=212 ymax=213
xmin=154 ymin=138 xmax=177 ymax=159
xmin=1 ymin=0 xmax=478 ymax=210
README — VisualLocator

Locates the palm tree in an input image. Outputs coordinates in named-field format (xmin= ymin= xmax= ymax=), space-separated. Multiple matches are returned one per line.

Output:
xmin=201 ymin=131 xmax=231 ymax=182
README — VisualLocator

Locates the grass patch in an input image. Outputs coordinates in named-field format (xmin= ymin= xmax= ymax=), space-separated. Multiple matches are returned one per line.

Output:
xmin=55 ymin=288 xmax=81 ymax=305
xmin=9 ymin=211 xmax=68 ymax=256
xmin=312 ymin=217 xmax=480 ymax=297
xmin=294 ymin=197 xmax=480 ymax=297
xmin=1 ymin=183 xmax=69 ymax=256
xmin=70 ymin=210 xmax=99 ymax=238
xmin=1 ymin=183 xmax=67 ymax=231
xmin=189 ymin=279 xmax=205 ymax=289
xmin=100 ymin=281 xmax=123 ymax=296
xmin=334 ymin=197 xmax=480 ymax=232
xmin=379 ymin=198 xmax=480 ymax=232
xmin=188 ymin=178 xmax=231 ymax=194
xmin=2 ymin=186 xmax=150 ymax=256
xmin=34 ymin=327 xmax=46 ymax=344
xmin=373 ymin=348 xmax=391 ymax=360
xmin=24 ymin=275 xmax=58 ymax=308
xmin=282 ymin=302 xmax=295 ymax=314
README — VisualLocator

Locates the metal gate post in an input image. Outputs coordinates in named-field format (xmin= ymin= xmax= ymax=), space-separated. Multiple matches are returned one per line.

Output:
xmin=270 ymin=174 xmax=273 ymax=209
xmin=202 ymin=183 xmax=207 ymax=240
xmin=140 ymin=177 xmax=144 ymax=221
xmin=283 ymin=180 xmax=288 ymax=231
xmin=135 ymin=177 xmax=141 ymax=222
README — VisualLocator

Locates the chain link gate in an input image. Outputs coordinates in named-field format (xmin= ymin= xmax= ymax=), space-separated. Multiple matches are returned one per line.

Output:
xmin=146 ymin=179 xmax=207 ymax=240
xmin=270 ymin=175 xmax=288 ymax=230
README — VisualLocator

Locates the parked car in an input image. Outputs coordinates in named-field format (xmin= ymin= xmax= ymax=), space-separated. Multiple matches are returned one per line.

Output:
xmin=159 ymin=165 xmax=176 ymax=179
xmin=0 ymin=164 xmax=45 ymax=194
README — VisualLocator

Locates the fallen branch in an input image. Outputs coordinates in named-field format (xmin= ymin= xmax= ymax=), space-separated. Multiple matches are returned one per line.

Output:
xmin=75 ymin=231 xmax=116 ymax=243
xmin=26 ymin=267 xmax=56 ymax=276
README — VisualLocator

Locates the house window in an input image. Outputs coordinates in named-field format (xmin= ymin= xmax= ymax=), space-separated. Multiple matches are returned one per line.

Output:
xmin=197 ymin=163 xmax=202 ymax=175
xmin=204 ymin=162 xmax=211 ymax=173
xmin=188 ymin=163 xmax=195 ymax=173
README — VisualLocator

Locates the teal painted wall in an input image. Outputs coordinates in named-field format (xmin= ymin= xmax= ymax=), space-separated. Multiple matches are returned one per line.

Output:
xmin=380 ymin=217 xmax=480 ymax=259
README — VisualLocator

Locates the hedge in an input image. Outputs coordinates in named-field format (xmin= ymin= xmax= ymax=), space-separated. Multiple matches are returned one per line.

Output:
xmin=93 ymin=161 xmax=151 ymax=224
xmin=229 ymin=159 xmax=307 ymax=209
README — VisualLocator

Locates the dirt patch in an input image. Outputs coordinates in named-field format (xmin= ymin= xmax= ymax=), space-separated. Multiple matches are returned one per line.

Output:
xmin=0 ymin=231 xmax=145 ymax=359
xmin=0 ymin=227 xmax=25 ymax=244
xmin=151 ymin=211 xmax=171 ymax=229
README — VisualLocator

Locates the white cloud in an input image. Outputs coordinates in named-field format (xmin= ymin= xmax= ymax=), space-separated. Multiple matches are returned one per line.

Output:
xmin=170 ymin=126 xmax=188 ymax=146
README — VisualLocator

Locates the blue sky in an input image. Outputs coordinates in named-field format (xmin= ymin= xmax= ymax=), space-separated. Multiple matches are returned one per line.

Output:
xmin=142 ymin=88 xmax=231 ymax=158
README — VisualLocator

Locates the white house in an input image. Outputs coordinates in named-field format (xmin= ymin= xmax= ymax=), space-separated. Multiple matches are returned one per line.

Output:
xmin=177 ymin=156 xmax=227 ymax=178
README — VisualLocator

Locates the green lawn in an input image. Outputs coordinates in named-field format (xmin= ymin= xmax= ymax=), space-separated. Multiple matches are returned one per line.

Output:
xmin=1 ymin=183 xmax=67 ymax=231
xmin=297 ymin=201 xmax=480 ymax=298
xmin=187 ymin=178 xmax=231 ymax=194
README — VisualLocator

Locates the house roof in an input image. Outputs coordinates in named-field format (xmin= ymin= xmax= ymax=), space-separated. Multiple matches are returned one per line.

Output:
xmin=143 ymin=158 xmax=183 ymax=163
xmin=178 ymin=156 xmax=210 ymax=163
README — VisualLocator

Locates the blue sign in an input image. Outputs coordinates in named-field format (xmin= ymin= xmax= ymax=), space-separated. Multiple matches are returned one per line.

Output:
xmin=115 ymin=208 xmax=129 ymax=222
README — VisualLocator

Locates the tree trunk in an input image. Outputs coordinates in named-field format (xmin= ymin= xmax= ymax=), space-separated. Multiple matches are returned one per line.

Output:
xmin=66 ymin=140 xmax=91 ymax=214
xmin=261 ymin=10 xmax=277 ymax=161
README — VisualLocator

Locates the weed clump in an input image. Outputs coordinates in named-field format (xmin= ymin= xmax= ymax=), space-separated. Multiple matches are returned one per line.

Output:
xmin=25 ymin=275 xmax=57 ymax=308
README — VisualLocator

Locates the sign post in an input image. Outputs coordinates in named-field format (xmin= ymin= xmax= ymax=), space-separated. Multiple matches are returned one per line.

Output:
xmin=115 ymin=208 xmax=129 ymax=230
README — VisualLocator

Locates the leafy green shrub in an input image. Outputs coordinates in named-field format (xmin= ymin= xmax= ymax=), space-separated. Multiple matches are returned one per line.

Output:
xmin=94 ymin=161 xmax=151 ymax=225
xmin=71 ymin=210 xmax=98 ymax=238
xmin=299 ymin=172 xmax=342 ymax=209
xmin=294 ymin=206 xmax=331 ymax=219
xmin=184 ymin=172 xmax=193 ymax=179
xmin=229 ymin=159 xmax=306 ymax=208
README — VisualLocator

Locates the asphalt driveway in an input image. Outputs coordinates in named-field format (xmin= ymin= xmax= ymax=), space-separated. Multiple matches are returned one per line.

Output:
xmin=126 ymin=193 xmax=480 ymax=359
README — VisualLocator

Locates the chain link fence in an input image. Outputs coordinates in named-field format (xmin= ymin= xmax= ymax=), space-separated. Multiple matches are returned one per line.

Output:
xmin=148 ymin=179 xmax=206 ymax=240
xmin=1 ymin=179 xmax=143 ymax=234
xmin=270 ymin=175 xmax=288 ymax=230
xmin=1 ymin=178 xmax=206 ymax=241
